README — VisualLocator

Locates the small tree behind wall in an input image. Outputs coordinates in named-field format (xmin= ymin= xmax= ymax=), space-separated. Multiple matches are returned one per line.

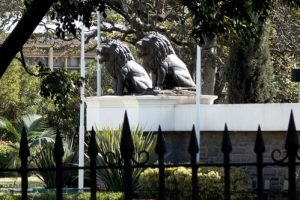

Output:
xmin=226 ymin=21 xmax=274 ymax=103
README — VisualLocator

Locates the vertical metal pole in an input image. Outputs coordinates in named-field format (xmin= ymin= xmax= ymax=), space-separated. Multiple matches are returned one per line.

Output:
xmin=20 ymin=127 xmax=30 ymax=200
xmin=298 ymin=82 xmax=300 ymax=103
xmin=222 ymin=124 xmax=232 ymax=200
xmin=54 ymin=128 xmax=64 ymax=200
xmin=120 ymin=112 xmax=134 ymax=200
xmin=155 ymin=126 xmax=167 ymax=200
xmin=188 ymin=125 xmax=199 ymax=200
xmin=78 ymin=24 xmax=85 ymax=189
xmin=254 ymin=125 xmax=265 ymax=200
xmin=196 ymin=45 xmax=201 ymax=161
xmin=88 ymin=127 xmax=98 ymax=200
xmin=285 ymin=111 xmax=298 ymax=200
xmin=96 ymin=11 xmax=102 ymax=96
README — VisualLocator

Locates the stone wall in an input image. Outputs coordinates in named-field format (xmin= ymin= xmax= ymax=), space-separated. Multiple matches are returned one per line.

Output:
xmin=162 ymin=131 xmax=292 ymax=192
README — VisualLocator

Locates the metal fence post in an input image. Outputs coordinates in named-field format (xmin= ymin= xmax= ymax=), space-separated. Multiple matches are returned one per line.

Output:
xmin=19 ymin=127 xmax=30 ymax=200
xmin=53 ymin=128 xmax=64 ymax=200
xmin=254 ymin=125 xmax=265 ymax=200
xmin=120 ymin=111 xmax=134 ymax=200
xmin=88 ymin=127 xmax=99 ymax=200
xmin=188 ymin=125 xmax=199 ymax=200
xmin=285 ymin=111 xmax=299 ymax=200
xmin=221 ymin=124 xmax=232 ymax=200
xmin=155 ymin=126 xmax=167 ymax=200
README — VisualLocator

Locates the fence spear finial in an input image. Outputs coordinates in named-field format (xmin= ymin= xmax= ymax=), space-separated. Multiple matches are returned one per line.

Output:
xmin=155 ymin=125 xmax=167 ymax=155
xmin=188 ymin=124 xmax=199 ymax=155
xmin=222 ymin=123 xmax=232 ymax=154
xmin=120 ymin=110 xmax=134 ymax=160
xmin=285 ymin=110 xmax=299 ymax=154
xmin=254 ymin=125 xmax=265 ymax=154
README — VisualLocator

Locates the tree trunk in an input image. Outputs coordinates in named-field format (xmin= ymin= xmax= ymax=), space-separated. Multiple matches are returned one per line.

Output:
xmin=202 ymin=50 xmax=217 ymax=95
xmin=0 ymin=0 xmax=55 ymax=78
xmin=201 ymin=36 xmax=218 ymax=95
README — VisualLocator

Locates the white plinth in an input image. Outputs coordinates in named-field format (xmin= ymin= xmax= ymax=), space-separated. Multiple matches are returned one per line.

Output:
xmin=86 ymin=95 xmax=300 ymax=132
xmin=86 ymin=95 xmax=217 ymax=131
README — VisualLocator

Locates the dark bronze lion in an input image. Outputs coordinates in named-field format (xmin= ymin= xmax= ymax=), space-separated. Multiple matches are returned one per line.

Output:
xmin=136 ymin=32 xmax=195 ymax=89
xmin=97 ymin=40 xmax=152 ymax=95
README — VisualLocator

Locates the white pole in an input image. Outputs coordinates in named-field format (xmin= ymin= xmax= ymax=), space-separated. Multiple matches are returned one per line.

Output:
xmin=298 ymin=82 xmax=300 ymax=103
xmin=196 ymin=45 xmax=201 ymax=161
xmin=78 ymin=24 xmax=85 ymax=189
xmin=96 ymin=11 xmax=102 ymax=96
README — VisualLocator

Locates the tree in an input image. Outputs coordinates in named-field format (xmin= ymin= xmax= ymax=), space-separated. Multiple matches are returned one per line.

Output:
xmin=0 ymin=0 xmax=106 ymax=78
xmin=270 ymin=2 xmax=300 ymax=102
xmin=226 ymin=21 xmax=274 ymax=103
xmin=183 ymin=0 xmax=300 ymax=103
xmin=0 ymin=59 xmax=42 ymax=121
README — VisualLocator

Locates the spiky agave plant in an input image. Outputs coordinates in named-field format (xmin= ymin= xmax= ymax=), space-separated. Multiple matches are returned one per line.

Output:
xmin=94 ymin=125 xmax=156 ymax=192
xmin=31 ymin=136 xmax=78 ymax=188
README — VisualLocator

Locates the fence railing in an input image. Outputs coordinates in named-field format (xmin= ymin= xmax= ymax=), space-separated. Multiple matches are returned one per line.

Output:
xmin=4 ymin=110 xmax=300 ymax=200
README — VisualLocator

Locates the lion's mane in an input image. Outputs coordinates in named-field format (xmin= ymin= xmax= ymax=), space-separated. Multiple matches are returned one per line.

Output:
xmin=102 ymin=40 xmax=134 ymax=77
xmin=139 ymin=32 xmax=176 ymax=71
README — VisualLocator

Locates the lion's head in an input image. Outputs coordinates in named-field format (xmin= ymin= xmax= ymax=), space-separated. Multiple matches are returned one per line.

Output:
xmin=136 ymin=32 xmax=176 ymax=71
xmin=137 ymin=32 xmax=175 ymax=60
xmin=97 ymin=40 xmax=134 ymax=76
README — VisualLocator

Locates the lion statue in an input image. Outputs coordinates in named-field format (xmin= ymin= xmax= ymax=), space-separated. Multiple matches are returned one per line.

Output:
xmin=136 ymin=32 xmax=195 ymax=89
xmin=97 ymin=40 xmax=152 ymax=95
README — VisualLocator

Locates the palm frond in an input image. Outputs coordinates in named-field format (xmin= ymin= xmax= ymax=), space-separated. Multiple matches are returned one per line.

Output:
xmin=0 ymin=116 xmax=19 ymax=141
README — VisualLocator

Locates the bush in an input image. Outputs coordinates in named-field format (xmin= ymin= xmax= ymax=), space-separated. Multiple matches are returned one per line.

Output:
xmin=30 ymin=137 xmax=78 ymax=188
xmin=0 ymin=141 xmax=17 ymax=177
xmin=0 ymin=192 xmax=123 ymax=200
xmin=139 ymin=167 xmax=253 ymax=200
xmin=94 ymin=126 xmax=156 ymax=191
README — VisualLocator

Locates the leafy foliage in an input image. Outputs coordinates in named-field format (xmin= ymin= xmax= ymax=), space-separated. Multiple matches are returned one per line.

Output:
xmin=139 ymin=167 xmax=253 ymax=200
xmin=226 ymin=21 xmax=274 ymax=103
xmin=182 ymin=0 xmax=300 ymax=44
xmin=50 ymin=0 xmax=106 ymax=38
xmin=40 ymin=68 xmax=83 ymax=111
xmin=0 ymin=114 xmax=54 ymax=144
xmin=94 ymin=126 xmax=156 ymax=191
xmin=31 ymin=137 xmax=78 ymax=188
xmin=0 ymin=141 xmax=17 ymax=171
xmin=0 ymin=59 xmax=42 ymax=121
xmin=38 ymin=67 xmax=83 ymax=135
xmin=85 ymin=60 xmax=113 ymax=96
xmin=0 ymin=114 xmax=55 ymax=169
xmin=0 ymin=192 xmax=123 ymax=200
xmin=272 ymin=55 xmax=298 ymax=103
xmin=270 ymin=2 xmax=299 ymax=102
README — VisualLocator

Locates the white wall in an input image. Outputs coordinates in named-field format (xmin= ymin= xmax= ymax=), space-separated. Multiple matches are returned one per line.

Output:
xmin=86 ymin=96 xmax=300 ymax=132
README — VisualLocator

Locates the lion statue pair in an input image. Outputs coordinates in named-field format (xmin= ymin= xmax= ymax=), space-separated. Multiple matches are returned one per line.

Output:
xmin=97 ymin=32 xmax=195 ymax=95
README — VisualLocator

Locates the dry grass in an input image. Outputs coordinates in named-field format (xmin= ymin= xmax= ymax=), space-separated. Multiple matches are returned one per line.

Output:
xmin=0 ymin=175 xmax=45 ymax=188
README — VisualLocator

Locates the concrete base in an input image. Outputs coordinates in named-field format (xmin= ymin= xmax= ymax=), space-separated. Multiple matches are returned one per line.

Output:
xmin=86 ymin=95 xmax=217 ymax=131
xmin=86 ymin=95 xmax=300 ymax=132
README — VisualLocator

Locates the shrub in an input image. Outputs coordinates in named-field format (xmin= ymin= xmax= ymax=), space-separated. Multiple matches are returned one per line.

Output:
xmin=30 ymin=137 xmax=78 ymax=188
xmin=0 ymin=140 xmax=18 ymax=177
xmin=0 ymin=192 xmax=123 ymax=200
xmin=139 ymin=167 xmax=253 ymax=200
xmin=94 ymin=126 xmax=156 ymax=192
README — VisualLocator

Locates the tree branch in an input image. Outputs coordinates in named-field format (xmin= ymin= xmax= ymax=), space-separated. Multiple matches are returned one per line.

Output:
xmin=0 ymin=0 xmax=56 ymax=78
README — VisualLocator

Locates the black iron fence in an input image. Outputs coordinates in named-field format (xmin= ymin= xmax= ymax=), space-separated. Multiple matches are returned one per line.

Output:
xmin=4 ymin=110 xmax=300 ymax=200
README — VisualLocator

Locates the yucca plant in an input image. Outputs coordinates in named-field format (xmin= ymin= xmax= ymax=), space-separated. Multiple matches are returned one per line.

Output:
xmin=31 ymin=136 xmax=78 ymax=188
xmin=94 ymin=125 xmax=156 ymax=192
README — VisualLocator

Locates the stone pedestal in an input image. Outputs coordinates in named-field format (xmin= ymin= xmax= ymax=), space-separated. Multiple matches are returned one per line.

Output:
xmin=86 ymin=95 xmax=217 ymax=131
